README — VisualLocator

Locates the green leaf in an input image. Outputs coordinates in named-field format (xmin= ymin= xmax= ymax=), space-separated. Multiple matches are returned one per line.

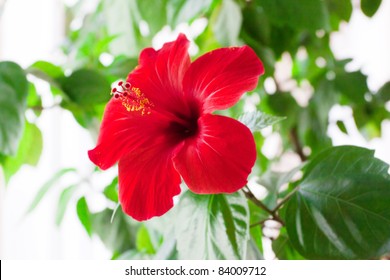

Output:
xmin=60 ymin=69 xmax=111 ymax=106
xmin=259 ymin=0 xmax=330 ymax=32
xmin=212 ymin=0 xmax=242 ymax=46
xmin=376 ymin=81 xmax=390 ymax=102
xmin=336 ymin=120 xmax=348 ymax=134
xmin=136 ymin=225 xmax=156 ymax=254
xmin=103 ymin=177 xmax=119 ymax=203
xmin=175 ymin=191 xmax=249 ymax=259
xmin=91 ymin=207 xmax=140 ymax=254
xmin=272 ymin=228 xmax=305 ymax=260
xmin=56 ymin=184 xmax=78 ymax=226
xmin=2 ymin=122 xmax=43 ymax=182
xmin=27 ymin=61 xmax=64 ymax=86
xmin=136 ymin=0 xmax=167 ymax=36
xmin=361 ymin=0 xmax=382 ymax=17
xmin=0 ymin=61 xmax=28 ymax=101
xmin=26 ymin=168 xmax=77 ymax=214
xmin=76 ymin=197 xmax=92 ymax=237
xmin=167 ymin=0 xmax=214 ymax=27
xmin=286 ymin=146 xmax=390 ymax=259
xmin=238 ymin=111 xmax=285 ymax=133
xmin=334 ymin=69 xmax=369 ymax=105
xmin=105 ymin=56 xmax=138 ymax=80
xmin=325 ymin=0 xmax=353 ymax=30
xmin=0 ymin=62 xmax=28 ymax=156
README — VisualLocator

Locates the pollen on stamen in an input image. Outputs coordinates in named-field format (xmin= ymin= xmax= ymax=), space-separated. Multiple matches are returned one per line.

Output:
xmin=110 ymin=80 xmax=154 ymax=115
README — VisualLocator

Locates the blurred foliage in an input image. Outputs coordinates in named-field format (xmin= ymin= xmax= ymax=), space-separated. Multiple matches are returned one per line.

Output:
xmin=1 ymin=0 xmax=389 ymax=260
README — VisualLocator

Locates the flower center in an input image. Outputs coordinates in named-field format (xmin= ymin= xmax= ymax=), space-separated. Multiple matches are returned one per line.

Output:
xmin=111 ymin=81 xmax=153 ymax=115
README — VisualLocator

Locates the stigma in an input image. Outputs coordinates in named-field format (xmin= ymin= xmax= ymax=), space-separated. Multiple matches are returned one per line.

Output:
xmin=111 ymin=81 xmax=153 ymax=115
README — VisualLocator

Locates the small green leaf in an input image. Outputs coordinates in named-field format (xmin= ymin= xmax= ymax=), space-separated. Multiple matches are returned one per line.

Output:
xmin=175 ymin=191 xmax=249 ymax=259
xmin=26 ymin=168 xmax=76 ymax=214
xmin=2 ymin=122 xmax=43 ymax=182
xmin=76 ymin=197 xmax=92 ymax=237
xmin=377 ymin=81 xmax=390 ymax=102
xmin=56 ymin=184 xmax=78 ymax=226
xmin=239 ymin=111 xmax=285 ymax=132
xmin=60 ymin=69 xmax=111 ymax=106
xmin=103 ymin=177 xmax=119 ymax=203
xmin=361 ymin=0 xmax=382 ymax=17
xmin=136 ymin=225 xmax=156 ymax=254
xmin=286 ymin=146 xmax=390 ymax=259
xmin=336 ymin=120 xmax=348 ymax=134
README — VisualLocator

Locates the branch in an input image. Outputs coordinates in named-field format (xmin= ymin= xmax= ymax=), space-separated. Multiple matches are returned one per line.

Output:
xmin=289 ymin=126 xmax=307 ymax=161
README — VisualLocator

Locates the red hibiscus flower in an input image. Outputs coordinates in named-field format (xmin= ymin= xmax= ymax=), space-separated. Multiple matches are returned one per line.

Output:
xmin=88 ymin=34 xmax=264 ymax=221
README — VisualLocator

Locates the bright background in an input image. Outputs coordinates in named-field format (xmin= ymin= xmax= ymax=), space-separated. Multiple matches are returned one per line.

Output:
xmin=0 ymin=0 xmax=389 ymax=259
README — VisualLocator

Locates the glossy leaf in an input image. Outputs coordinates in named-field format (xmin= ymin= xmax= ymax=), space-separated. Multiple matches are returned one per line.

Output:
xmin=286 ymin=146 xmax=390 ymax=259
xmin=0 ymin=61 xmax=28 ymax=101
xmin=167 ymin=0 xmax=214 ymax=27
xmin=175 ymin=191 xmax=249 ymax=259
xmin=272 ymin=228 xmax=305 ymax=260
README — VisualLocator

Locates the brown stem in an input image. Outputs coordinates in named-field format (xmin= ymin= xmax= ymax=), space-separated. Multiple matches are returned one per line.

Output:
xmin=243 ymin=188 xmax=285 ymax=226
xmin=289 ymin=126 xmax=307 ymax=161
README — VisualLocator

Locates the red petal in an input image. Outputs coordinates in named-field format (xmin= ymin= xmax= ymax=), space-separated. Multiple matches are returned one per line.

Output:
xmin=88 ymin=99 xmax=170 ymax=170
xmin=173 ymin=114 xmax=256 ymax=194
xmin=127 ymin=34 xmax=194 ymax=115
xmin=118 ymin=140 xmax=183 ymax=221
xmin=183 ymin=46 xmax=264 ymax=113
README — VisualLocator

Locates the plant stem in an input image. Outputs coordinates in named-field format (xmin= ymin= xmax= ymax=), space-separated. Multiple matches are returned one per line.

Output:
xmin=243 ymin=187 xmax=285 ymax=226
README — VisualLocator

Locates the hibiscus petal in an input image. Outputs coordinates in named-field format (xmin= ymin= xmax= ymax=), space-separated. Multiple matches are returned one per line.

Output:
xmin=88 ymin=98 xmax=169 ymax=170
xmin=118 ymin=140 xmax=183 ymax=221
xmin=127 ymin=33 xmax=193 ymax=115
xmin=173 ymin=114 xmax=256 ymax=194
xmin=183 ymin=46 xmax=264 ymax=113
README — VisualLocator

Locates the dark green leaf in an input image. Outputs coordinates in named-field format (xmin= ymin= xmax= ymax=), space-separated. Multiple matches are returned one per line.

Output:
xmin=0 ymin=61 xmax=28 ymax=156
xmin=2 ymin=122 xmax=43 ymax=182
xmin=259 ymin=0 xmax=330 ymax=31
xmin=286 ymin=146 xmax=390 ymax=259
xmin=336 ymin=120 xmax=348 ymax=134
xmin=272 ymin=228 xmax=305 ymax=260
xmin=0 ymin=61 xmax=28 ymax=101
xmin=26 ymin=168 xmax=77 ymax=214
xmin=60 ymin=69 xmax=111 ymax=105
xmin=56 ymin=184 xmax=78 ymax=226
xmin=239 ymin=111 xmax=285 ymax=133
xmin=175 ymin=191 xmax=249 ymax=259
xmin=376 ymin=81 xmax=390 ymax=102
xmin=334 ymin=69 xmax=369 ymax=105
xmin=325 ymin=0 xmax=353 ymax=30
xmin=76 ymin=197 xmax=92 ymax=237
xmin=361 ymin=0 xmax=382 ymax=17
